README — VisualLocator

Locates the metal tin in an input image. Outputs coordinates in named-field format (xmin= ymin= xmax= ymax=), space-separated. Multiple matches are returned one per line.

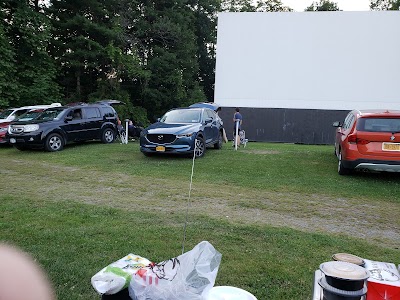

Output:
xmin=332 ymin=253 xmax=365 ymax=267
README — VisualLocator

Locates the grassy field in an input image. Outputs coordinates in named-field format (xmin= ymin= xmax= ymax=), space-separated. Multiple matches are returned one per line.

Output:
xmin=0 ymin=141 xmax=399 ymax=300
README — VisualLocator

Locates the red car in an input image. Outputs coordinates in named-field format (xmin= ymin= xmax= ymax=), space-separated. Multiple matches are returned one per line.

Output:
xmin=0 ymin=122 xmax=10 ymax=144
xmin=333 ymin=110 xmax=400 ymax=175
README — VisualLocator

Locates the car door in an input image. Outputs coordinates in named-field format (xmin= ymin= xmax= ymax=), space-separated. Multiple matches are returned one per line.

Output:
xmin=337 ymin=112 xmax=356 ymax=156
xmin=82 ymin=107 xmax=102 ymax=139
xmin=203 ymin=109 xmax=218 ymax=145
xmin=61 ymin=108 xmax=88 ymax=141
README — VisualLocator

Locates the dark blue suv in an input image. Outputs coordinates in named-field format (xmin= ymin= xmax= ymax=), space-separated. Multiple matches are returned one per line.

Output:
xmin=6 ymin=103 xmax=118 ymax=151
xmin=140 ymin=107 xmax=224 ymax=158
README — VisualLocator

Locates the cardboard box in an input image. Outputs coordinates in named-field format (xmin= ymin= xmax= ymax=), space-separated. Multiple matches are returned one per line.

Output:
xmin=364 ymin=259 xmax=400 ymax=300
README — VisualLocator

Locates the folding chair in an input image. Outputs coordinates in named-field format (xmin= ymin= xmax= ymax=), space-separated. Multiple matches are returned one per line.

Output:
xmin=116 ymin=124 xmax=128 ymax=144
xmin=239 ymin=130 xmax=248 ymax=147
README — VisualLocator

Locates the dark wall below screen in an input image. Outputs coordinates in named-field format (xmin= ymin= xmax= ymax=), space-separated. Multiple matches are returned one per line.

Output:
xmin=219 ymin=107 xmax=349 ymax=145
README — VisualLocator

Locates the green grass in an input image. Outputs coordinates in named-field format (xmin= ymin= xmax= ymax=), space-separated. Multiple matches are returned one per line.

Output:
xmin=3 ymin=141 xmax=399 ymax=202
xmin=1 ymin=197 xmax=398 ymax=300
xmin=0 ymin=142 xmax=399 ymax=300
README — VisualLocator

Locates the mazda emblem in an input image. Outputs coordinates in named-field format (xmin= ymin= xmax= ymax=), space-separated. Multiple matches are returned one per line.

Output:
xmin=158 ymin=135 xmax=163 ymax=140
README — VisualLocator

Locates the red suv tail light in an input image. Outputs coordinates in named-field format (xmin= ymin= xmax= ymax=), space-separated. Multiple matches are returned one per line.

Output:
xmin=347 ymin=134 xmax=370 ymax=145
xmin=357 ymin=138 xmax=370 ymax=145
xmin=348 ymin=134 xmax=357 ymax=144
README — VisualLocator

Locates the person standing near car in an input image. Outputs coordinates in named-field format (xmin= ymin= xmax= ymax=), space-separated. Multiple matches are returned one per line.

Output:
xmin=216 ymin=107 xmax=228 ymax=143
xmin=233 ymin=107 xmax=242 ymax=147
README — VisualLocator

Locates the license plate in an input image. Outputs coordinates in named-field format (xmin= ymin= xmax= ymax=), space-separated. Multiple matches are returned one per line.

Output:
xmin=382 ymin=142 xmax=400 ymax=151
xmin=9 ymin=138 xmax=16 ymax=144
xmin=156 ymin=146 xmax=165 ymax=152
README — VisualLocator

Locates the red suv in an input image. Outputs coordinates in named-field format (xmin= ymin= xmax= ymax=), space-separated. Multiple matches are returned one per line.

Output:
xmin=333 ymin=110 xmax=400 ymax=175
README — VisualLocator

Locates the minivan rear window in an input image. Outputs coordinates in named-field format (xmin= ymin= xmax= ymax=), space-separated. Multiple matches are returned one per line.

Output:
xmin=357 ymin=118 xmax=400 ymax=132
xmin=102 ymin=107 xmax=116 ymax=118
xmin=85 ymin=107 xmax=101 ymax=119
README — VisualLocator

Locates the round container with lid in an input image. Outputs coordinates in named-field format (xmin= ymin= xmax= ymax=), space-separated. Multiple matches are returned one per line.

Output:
xmin=332 ymin=253 xmax=365 ymax=267
xmin=319 ymin=261 xmax=369 ymax=300
xmin=318 ymin=276 xmax=367 ymax=300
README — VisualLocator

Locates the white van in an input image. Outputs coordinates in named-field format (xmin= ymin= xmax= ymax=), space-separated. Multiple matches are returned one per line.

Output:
xmin=0 ymin=103 xmax=61 ymax=123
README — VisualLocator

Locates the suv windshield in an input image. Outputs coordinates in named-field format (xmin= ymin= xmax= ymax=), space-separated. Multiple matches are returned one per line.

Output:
xmin=161 ymin=109 xmax=201 ymax=124
xmin=0 ymin=109 xmax=13 ymax=119
xmin=357 ymin=118 xmax=400 ymax=132
xmin=35 ymin=107 xmax=65 ymax=121
xmin=15 ymin=109 xmax=44 ymax=122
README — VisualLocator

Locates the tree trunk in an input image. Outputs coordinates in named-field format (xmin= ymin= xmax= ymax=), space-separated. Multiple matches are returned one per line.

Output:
xmin=33 ymin=0 xmax=39 ymax=12
xmin=76 ymin=70 xmax=81 ymax=99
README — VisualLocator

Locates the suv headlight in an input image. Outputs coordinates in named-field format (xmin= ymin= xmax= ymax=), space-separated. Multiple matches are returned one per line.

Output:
xmin=176 ymin=133 xmax=194 ymax=138
xmin=24 ymin=124 xmax=39 ymax=132
xmin=0 ymin=127 xmax=7 ymax=133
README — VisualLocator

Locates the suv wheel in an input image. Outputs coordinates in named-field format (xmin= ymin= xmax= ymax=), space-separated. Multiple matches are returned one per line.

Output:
xmin=102 ymin=128 xmax=115 ymax=143
xmin=214 ymin=131 xmax=223 ymax=149
xmin=45 ymin=133 xmax=64 ymax=152
xmin=194 ymin=136 xmax=205 ymax=158
xmin=338 ymin=152 xmax=351 ymax=175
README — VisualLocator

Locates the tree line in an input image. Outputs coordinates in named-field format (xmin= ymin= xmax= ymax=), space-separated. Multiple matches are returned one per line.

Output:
xmin=0 ymin=0 xmax=398 ymax=123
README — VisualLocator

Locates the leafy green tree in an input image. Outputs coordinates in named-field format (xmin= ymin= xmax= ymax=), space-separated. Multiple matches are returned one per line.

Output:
xmin=0 ymin=17 xmax=18 ymax=107
xmin=48 ymin=0 xmax=137 ymax=102
xmin=305 ymin=0 xmax=341 ymax=11
xmin=222 ymin=0 xmax=291 ymax=12
xmin=221 ymin=0 xmax=255 ymax=12
xmin=189 ymin=0 xmax=221 ymax=101
xmin=120 ymin=0 xmax=208 ymax=119
xmin=370 ymin=0 xmax=400 ymax=10
xmin=2 ymin=0 xmax=60 ymax=107
xmin=254 ymin=0 xmax=292 ymax=12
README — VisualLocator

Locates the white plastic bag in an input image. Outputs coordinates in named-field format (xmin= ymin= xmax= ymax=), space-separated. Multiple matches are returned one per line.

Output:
xmin=91 ymin=254 xmax=152 ymax=295
xmin=129 ymin=241 xmax=222 ymax=300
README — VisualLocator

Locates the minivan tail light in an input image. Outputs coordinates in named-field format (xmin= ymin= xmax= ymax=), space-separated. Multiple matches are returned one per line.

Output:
xmin=347 ymin=134 xmax=370 ymax=145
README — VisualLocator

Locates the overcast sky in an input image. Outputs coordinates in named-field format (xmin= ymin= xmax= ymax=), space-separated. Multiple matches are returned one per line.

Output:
xmin=281 ymin=0 xmax=371 ymax=11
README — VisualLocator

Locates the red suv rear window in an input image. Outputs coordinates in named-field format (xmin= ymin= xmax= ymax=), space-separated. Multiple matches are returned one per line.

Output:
xmin=356 ymin=118 xmax=400 ymax=132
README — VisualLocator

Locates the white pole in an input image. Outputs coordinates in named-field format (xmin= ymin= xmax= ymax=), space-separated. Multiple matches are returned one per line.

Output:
xmin=235 ymin=120 xmax=239 ymax=150
xmin=124 ymin=120 xmax=129 ymax=144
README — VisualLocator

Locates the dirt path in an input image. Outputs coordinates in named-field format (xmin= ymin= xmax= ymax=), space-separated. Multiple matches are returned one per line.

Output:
xmin=1 ymin=159 xmax=399 ymax=249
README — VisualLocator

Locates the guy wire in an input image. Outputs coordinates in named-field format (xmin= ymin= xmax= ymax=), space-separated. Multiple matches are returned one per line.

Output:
xmin=181 ymin=139 xmax=197 ymax=254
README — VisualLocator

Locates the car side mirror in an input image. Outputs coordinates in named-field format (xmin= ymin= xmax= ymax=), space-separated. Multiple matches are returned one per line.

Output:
xmin=205 ymin=117 xmax=213 ymax=124
xmin=9 ymin=115 xmax=15 ymax=121
xmin=65 ymin=115 xmax=73 ymax=122
xmin=332 ymin=121 xmax=342 ymax=127
xmin=157 ymin=118 xmax=160 ymax=122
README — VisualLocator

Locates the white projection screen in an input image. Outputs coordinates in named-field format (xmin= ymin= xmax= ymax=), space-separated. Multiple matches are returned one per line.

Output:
xmin=215 ymin=12 xmax=400 ymax=111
